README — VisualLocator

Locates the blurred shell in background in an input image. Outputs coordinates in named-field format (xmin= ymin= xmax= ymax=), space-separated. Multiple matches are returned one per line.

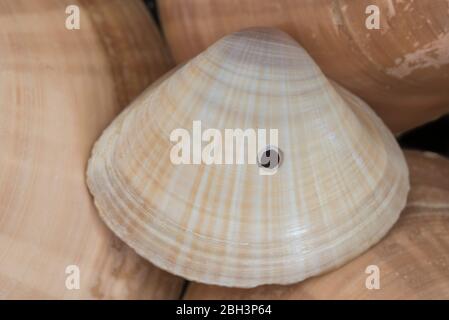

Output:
xmin=0 ymin=0 xmax=182 ymax=299
xmin=87 ymin=28 xmax=409 ymax=288
xmin=185 ymin=150 xmax=449 ymax=299
xmin=159 ymin=0 xmax=449 ymax=134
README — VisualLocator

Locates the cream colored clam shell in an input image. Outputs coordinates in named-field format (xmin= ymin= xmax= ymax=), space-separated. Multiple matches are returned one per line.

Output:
xmin=87 ymin=28 xmax=410 ymax=288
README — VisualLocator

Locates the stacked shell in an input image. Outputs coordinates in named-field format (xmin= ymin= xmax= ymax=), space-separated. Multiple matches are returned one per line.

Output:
xmin=87 ymin=28 xmax=410 ymax=288
xmin=159 ymin=0 xmax=449 ymax=134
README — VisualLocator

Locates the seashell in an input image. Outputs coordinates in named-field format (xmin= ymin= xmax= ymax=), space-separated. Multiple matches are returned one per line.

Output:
xmin=87 ymin=27 xmax=410 ymax=288
xmin=159 ymin=0 xmax=449 ymax=134
xmin=184 ymin=150 xmax=449 ymax=299
xmin=0 ymin=0 xmax=182 ymax=299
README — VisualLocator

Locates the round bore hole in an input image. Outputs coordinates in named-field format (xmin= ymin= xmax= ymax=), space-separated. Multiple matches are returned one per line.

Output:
xmin=257 ymin=146 xmax=282 ymax=170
